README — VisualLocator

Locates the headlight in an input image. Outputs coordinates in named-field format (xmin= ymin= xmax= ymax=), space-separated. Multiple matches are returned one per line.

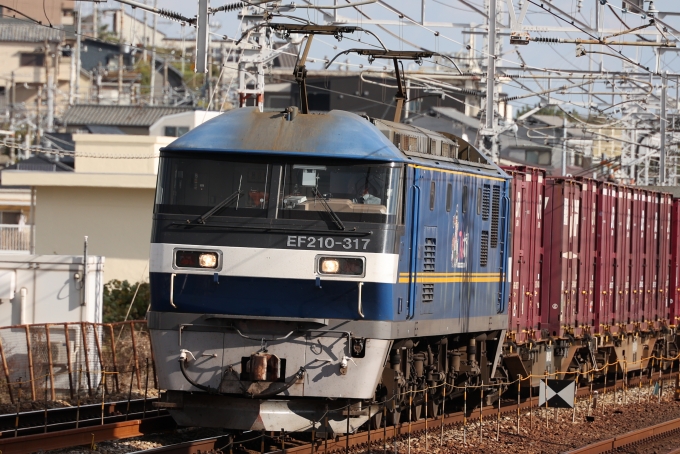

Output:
xmin=199 ymin=253 xmax=218 ymax=268
xmin=318 ymin=256 xmax=364 ymax=276
xmin=175 ymin=250 xmax=219 ymax=269
xmin=320 ymin=259 xmax=340 ymax=274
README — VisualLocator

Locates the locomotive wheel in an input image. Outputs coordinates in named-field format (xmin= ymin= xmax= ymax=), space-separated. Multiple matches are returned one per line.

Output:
xmin=370 ymin=411 xmax=383 ymax=429
xmin=426 ymin=398 xmax=439 ymax=419
xmin=386 ymin=408 xmax=401 ymax=426
xmin=408 ymin=403 xmax=422 ymax=421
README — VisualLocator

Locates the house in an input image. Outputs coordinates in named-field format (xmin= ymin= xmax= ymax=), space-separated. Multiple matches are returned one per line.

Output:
xmin=1 ymin=110 xmax=224 ymax=283
xmin=60 ymin=104 xmax=197 ymax=135
xmin=1 ymin=133 xmax=174 ymax=282
xmin=0 ymin=17 xmax=91 ymax=119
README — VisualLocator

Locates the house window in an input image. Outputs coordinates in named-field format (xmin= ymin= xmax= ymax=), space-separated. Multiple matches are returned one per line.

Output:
xmin=20 ymin=53 xmax=44 ymax=67
xmin=164 ymin=126 xmax=190 ymax=137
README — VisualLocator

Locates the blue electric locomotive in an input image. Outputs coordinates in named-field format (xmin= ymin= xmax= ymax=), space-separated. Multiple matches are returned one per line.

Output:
xmin=149 ymin=106 xmax=511 ymax=433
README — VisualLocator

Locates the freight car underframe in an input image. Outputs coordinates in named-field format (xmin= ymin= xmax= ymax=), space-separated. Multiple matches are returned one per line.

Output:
xmin=503 ymin=328 xmax=680 ymax=386
xmin=150 ymin=311 xmax=506 ymax=433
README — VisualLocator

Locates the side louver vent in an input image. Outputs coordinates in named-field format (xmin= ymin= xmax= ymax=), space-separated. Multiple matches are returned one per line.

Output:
xmin=423 ymin=238 xmax=436 ymax=303
xmin=491 ymin=185 xmax=500 ymax=248
xmin=482 ymin=184 xmax=491 ymax=221
xmin=480 ymin=231 xmax=489 ymax=267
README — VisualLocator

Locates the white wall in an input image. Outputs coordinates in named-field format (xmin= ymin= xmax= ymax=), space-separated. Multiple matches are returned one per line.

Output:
xmin=34 ymin=187 xmax=154 ymax=283
xmin=0 ymin=254 xmax=104 ymax=326
xmin=149 ymin=111 xmax=221 ymax=137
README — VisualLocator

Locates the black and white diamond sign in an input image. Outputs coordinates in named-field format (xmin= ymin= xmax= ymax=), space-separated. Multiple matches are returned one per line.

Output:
xmin=538 ymin=379 xmax=576 ymax=409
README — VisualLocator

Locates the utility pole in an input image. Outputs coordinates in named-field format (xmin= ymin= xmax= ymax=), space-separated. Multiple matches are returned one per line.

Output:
xmin=480 ymin=0 xmax=497 ymax=161
xmin=118 ymin=6 xmax=125 ymax=104
xmin=149 ymin=0 xmax=157 ymax=105
xmin=93 ymin=2 xmax=98 ymax=38
xmin=562 ymin=116 xmax=567 ymax=175
xmin=660 ymin=71 xmax=667 ymax=185
xmin=142 ymin=0 xmax=148 ymax=61
xmin=74 ymin=1 xmax=82 ymax=105
xmin=9 ymin=72 xmax=14 ymax=129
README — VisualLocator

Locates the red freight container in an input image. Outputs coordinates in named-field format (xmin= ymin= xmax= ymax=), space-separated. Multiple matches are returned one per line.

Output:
xmin=670 ymin=199 xmax=680 ymax=326
xmin=641 ymin=190 xmax=657 ymax=325
xmin=575 ymin=178 xmax=598 ymax=332
xmin=656 ymin=193 xmax=673 ymax=327
xmin=614 ymin=186 xmax=634 ymax=330
xmin=593 ymin=181 xmax=618 ymax=332
xmin=502 ymin=166 xmax=546 ymax=343
xmin=629 ymin=188 xmax=645 ymax=325
xmin=542 ymin=178 xmax=591 ymax=338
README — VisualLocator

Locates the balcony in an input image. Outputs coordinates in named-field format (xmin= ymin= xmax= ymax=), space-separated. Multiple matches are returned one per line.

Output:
xmin=0 ymin=225 xmax=32 ymax=253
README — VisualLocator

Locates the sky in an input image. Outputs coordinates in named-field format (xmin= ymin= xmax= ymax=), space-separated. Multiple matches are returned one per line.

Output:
xmin=79 ymin=0 xmax=680 ymax=115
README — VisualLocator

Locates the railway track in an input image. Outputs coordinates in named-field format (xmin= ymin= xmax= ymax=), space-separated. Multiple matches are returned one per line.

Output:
xmin=565 ymin=416 xmax=680 ymax=453
xmin=0 ymin=397 xmax=165 ymax=437
xmin=2 ymin=372 xmax=676 ymax=453
xmin=132 ymin=373 xmax=680 ymax=454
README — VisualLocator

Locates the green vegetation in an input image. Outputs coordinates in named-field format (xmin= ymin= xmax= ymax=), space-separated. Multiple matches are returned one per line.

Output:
xmin=103 ymin=280 xmax=150 ymax=323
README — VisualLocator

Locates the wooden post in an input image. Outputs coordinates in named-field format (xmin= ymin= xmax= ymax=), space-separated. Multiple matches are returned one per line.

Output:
xmin=0 ymin=334 xmax=15 ymax=404
xmin=25 ymin=325 xmax=36 ymax=400
xmin=45 ymin=325 xmax=56 ymax=401
xmin=64 ymin=324 xmax=74 ymax=399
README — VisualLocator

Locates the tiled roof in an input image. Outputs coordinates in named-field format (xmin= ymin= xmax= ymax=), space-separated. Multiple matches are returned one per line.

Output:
xmin=61 ymin=104 xmax=197 ymax=128
xmin=0 ymin=22 xmax=64 ymax=43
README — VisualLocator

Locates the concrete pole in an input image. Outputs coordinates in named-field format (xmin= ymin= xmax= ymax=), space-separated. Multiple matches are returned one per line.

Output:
xmin=118 ymin=7 xmax=125 ymax=104
xmin=74 ymin=1 xmax=82 ymax=105
xmin=562 ymin=117 xmax=567 ymax=175
xmin=660 ymin=71 xmax=667 ymax=185
xmin=485 ymin=0 xmax=497 ymax=161
xmin=142 ymin=0 xmax=148 ymax=61
xmin=93 ymin=3 xmax=98 ymax=38
xmin=149 ymin=0 xmax=157 ymax=105
xmin=485 ymin=0 xmax=496 ymax=131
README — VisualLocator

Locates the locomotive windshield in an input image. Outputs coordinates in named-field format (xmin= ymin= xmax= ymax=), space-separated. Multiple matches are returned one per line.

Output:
xmin=155 ymin=154 xmax=401 ymax=224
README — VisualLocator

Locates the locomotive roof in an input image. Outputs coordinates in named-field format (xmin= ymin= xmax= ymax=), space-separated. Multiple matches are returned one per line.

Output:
xmin=162 ymin=107 xmax=508 ymax=179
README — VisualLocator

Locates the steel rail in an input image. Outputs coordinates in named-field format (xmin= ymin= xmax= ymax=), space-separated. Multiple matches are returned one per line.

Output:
xmin=0 ymin=415 xmax=175 ymax=454
xmin=0 ymin=397 xmax=162 ymax=436
xmin=564 ymin=416 xmax=680 ymax=454
xmin=274 ymin=371 xmax=679 ymax=454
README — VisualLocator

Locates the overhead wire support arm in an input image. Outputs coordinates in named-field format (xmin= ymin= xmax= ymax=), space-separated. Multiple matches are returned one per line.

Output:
xmin=261 ymin=24 xmax=367 ymax=114
xmin=111 ymin=0 xmax=196 ymax=24
xmin=324 ymin=49 xmax=461 ymax=123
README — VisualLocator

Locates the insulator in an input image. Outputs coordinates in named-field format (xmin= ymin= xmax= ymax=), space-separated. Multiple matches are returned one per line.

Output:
xmin=158 ymin=8 xmax=195 ymax=24
xmin=212 ymin=2 xmax=246 ymax=13
xmin=533 ymin=37 xmax=560 ymax=43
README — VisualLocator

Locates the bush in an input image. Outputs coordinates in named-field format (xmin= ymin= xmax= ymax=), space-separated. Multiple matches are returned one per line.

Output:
xmin=103 ymin=280 xmax=150 ymax=323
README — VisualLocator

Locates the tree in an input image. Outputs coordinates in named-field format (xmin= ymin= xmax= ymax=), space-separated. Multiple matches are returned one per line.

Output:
xmin=103 ymin=280 xmax=150 ymax=323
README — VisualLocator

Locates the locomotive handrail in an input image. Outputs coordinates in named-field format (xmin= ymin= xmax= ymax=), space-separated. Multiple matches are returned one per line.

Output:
xmin=358 ymin=282 xmax=365 ymax=319
xmin=170 ymin=273 xmax=177 ymax=309
xmin=235 ymin=328 xmax=295 ymax=342
xmin=497 ymin=194 xmax=511 ymax=314
xmin=407 ymin=180 xmax=421 ymax=320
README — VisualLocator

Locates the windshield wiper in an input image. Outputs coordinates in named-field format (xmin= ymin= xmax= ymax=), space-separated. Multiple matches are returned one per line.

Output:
xmin=194 ymin=190 xmax=242 ymax=224
xmin=312 ymin=188 xmax=345 ymax=231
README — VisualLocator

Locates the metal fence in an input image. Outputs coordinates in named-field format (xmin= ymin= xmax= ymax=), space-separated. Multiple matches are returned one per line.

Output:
xmin=0 ymin=321 xmax=155 ymax=404
xmin=0 ymin=224 xmax=31 ymax=252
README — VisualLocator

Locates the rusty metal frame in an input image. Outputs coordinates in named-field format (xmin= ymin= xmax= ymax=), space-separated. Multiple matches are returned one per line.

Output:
xmin=44 ymin=325 xmax=56 ymax=401
xmin=0 ymin=333 xmax=14 ymax=404
xmin=80 ymin=323 xmax=92 ymax=396
xmin=24 ymin=325 xmax=36 ymax=400
xmin=63 ymin=323 xmax=74 ymax=399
